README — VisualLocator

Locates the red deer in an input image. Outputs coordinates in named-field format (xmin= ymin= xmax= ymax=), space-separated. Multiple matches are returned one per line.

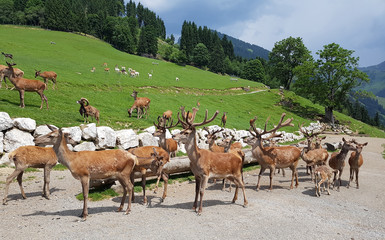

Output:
xmin=314 ymin=165 xmax=335 ymax=197
xmin=179 ymin=106 xmax=193 ymax=122
xmin=0 ymin=64 xmax=24 ymax=89
xmin=35 ymin=70 xmax=57 ymax=90
xmin=221 ymin=112 xmax=227 ymax=128
xmin=76 ymin=97 xmax=100 ymax=124
xmin=4 ymin=62 xmax=48 ymax=109
xmin=204 ymin=127 xmax=225 ymax=153
xmin=173 ymin=108 xmax=248 ymax=215
xmin=246 ymin=113 xmax=301 ymax=190
xmin=3 ymin=146 xmax=57 ymax=204
xmin=163 ymin=110 xmax=173 ymax=120
xmin=328 ymin=138 xmax=356 ymax=191
xmin=34 ymin=126 xmax=138 ymax=220
xmin=128 ymin=146 xmax=169 ymax=204
xmin=347 ymin=140 xmax=368 ymax=189
xmin=2 ymin=52 xmax=13 ymax=59
xmin=153 ymin=116 xmax=179 ymax=158
xmin=128 ymin=90 xmax=151 ymax=119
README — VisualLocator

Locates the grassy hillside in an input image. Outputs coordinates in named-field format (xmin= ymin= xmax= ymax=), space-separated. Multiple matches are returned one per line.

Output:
xmin=1 ymin=25 xmax=384 ymax=138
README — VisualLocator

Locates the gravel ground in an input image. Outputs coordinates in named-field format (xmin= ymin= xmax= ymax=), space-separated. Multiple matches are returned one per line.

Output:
xmin=0 ymin=134 xmax=384 ymax=240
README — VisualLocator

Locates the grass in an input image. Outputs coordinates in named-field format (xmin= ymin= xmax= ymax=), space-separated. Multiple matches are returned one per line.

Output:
xmin=76 ymin=186 xmax=120 ymax=201
xmin=53 ymin=164 xmax=67 ymax=171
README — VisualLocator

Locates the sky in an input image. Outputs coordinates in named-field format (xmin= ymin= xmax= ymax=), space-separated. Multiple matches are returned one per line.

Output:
xmin=134 ymin=0 xmax=385 ymax=67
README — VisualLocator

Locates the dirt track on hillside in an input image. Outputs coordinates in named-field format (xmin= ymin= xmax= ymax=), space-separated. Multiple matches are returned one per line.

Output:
xmin=1 ymin=134 xmax=385 ymax=240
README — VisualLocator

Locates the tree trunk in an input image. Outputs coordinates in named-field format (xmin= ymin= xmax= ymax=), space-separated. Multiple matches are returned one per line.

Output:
xmin=325 ymin=106 xmax=334 ymax=125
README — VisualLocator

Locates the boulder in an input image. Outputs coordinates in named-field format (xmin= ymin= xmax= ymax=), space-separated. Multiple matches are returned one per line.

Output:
xmin=138 ymin=132 xmax=158 ymax=146
xmin=13 ymin=118 xmax=36 ymax=132
xmin=34 ymin=125 xmax=58 ymax=138
xmin=0 ymin=112 xmax=13 ymax=131
xmin=80 ymin=123 xmax=97 ymax=141
xmin=0 ymin=153 xmax=12 ymax=166
xmin=62 ymin=126 xmax=82 ymax=144
xmin=116 ymin=129 xmax=139 ymax=149
xmin=4 ymin=128 xmax=34 ymax=152
xmin=96 ymin=126 xmax=116 ymax=149
xmin=0 ymin=132 xmax=3 ymax=153
xmin=144 ymin=125 xmax=156 ymax=134
xmin=73 ymin=142 xmax=96 ymax=152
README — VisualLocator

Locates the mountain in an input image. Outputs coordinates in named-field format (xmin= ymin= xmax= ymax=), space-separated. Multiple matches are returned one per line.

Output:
xmin=216 ymin=32 xmax=270 ymax=60
xmin=359 ymin=61 xmax=385 ymax=97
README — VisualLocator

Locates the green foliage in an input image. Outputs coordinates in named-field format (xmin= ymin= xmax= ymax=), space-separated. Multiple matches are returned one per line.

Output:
xmin=269 ymin=37 xmax=312 ymax=90
xmin=242 ymin=59 xmax=265 ymax=82
xmin=192 ymin=43 xmax=210 ymax=68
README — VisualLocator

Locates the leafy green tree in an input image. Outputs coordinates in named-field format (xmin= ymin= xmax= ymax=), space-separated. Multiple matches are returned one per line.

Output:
xmin=209 ymin=43 xmax=225 ymax=73
xmin=294 ymin=43 xmax=370 ymax=124
xmin=269 ymin=36 xmax=312 ymax=90
xmin=192 ymin=43 xmax=209 ymax=68
xmin=0 ymin=0 xmax=14 ymax=24
xmin=242 ymin=59 xmax=265 ymax=82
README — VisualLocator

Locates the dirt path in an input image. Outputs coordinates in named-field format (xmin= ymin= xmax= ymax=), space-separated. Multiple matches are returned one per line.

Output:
xmin=1 ymin=134 xmax=384 ymax=239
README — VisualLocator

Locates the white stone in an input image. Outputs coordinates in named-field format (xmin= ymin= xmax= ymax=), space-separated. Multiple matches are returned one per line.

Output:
xmin=0 ymin=132 xmax=3 ymax=153
xmin=0 ymin=153 xmax=12 ymax=166
xmin=0 ymin=112 xmax=13 ymax=131
xmin=13 ymin=118 xmax=36 ymax=132
xmin=4 ymin=128 xmax=34 ymax=152
xmin=34 ymin=125 xmax=58 ymax=137
xmin=62 ymin=126 xmax=82 ymax=143
xmin=96 ymin=126 xmax=116 ymax=149
xmin=73 ymin=142 xmax=96 ymax=152
xmin=138 ymin=132 xmax=158 ymax=146
xmin=116 ymin=129 xmax=139 ymax=149
xmin=144 ymin=125 xmax=156 ymax=134
xmin=80 ymin=123 xmax=97 ymax=140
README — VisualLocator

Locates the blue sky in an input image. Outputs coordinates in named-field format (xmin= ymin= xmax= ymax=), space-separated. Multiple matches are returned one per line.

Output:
xmin=135 ymin=0 xmax=385 ymax=67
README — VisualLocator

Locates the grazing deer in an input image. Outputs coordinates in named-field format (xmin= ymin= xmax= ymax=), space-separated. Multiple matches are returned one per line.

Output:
xmin=128 ymin=90 xmax=151 ymax=119
xmin=4 ymin=62 xmax=48 ymax=109
xmin=347 ymin=140 xmax=368 ymax=189
xmin=163 ymin=110 xmax=173 ymax=120
xmin=3 ymin=146 xmax=57 ymax=204
xmin=34 ymin=126 xmax=138 ymax=220
xmin=35 ymin=70 xmax=57 ymax=90
xmin=173 ymin=108 xmax=248 ymax=215
xmin=246 ymin=113 xmax=301 ymax=190
xmin=299 ymin=124 xmax=329 ymax=181
xmin=328 ymin=138 xmax=356 ymax=191
xmin=153 ymin=116 xmax=179 ymax=158
xmin=128 ymin=146 xmax=169 ymax=204
xmin=221 ymin=112 xmax=227 ymax=128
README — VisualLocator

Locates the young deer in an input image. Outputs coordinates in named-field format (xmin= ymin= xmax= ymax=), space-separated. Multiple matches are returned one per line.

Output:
xmin=173 ymin=108 xmax=248 ymax=215
xmin=328 ymin=138 xmax=356 ymax=191
xmin=128 ymin=90 xmax=151 ymax=119
xmin=34 ymin=126 xmax=137 ymax=220
xmin=246 ymin=113 xmax=301 ymax=190
xmin=4 ymin=62 xmax=48 ymax=109
xmin=204 ymin=127 xmax=225 ymax=153
xmin=153 ymin=116 xmax=179 ymax=158
xmin=347 ymin=140 xmax=368 ymax=189
xmin=35 ymin=70 xmax=57 ymax=90
xmin=220 ymin=112 xmax=227 ymax=128
xmin=314 ymin=165 xmax=335 ymax=197
xmin=3 ymin=146 xmax=57 ymax=204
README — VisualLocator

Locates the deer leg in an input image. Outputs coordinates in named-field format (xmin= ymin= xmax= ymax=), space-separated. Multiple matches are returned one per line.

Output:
xmin=125 ymin=177 xmax=134 ymax=215
xmin=117 ymin=178 xmax=127 ymax=212
xmin=16 ymin=171 xmax=27 ymax=199
xmin=43 ymin=165 xmax=51 ymax=199
xmin=130 ymin=172 xmax=135 ymax=202
xmin=337 ymin=169 xmax=343 ymax=191
xmin=197 ymin=175 xmax=209 ymax=215
xmin=233 ymin=176 xmax=248 ymax=207
xmin=3 ymin=168 xmax=24 ymax=204
xmin=80 ymin=176 xmax=90 ymax=220
xmin=347 ymin=168 xmax=353 ymax=189
xmin=256 ymin=167 xmax=266 ymax=190
xmin=153 ymin=174 xmax=161 ymax=194
xmin=19 ymin=89 xmax=25 ymax=108
xmin=356 ymin=168 xmax=360 ymax=189
xmin=193 ymin=176 xmax=201 ymax=211
xmin=141 ymin=174 xmax=147 ymax=204
xmin=161 ymin=172 xmax=168 ymax=202
xmin=269 ymin=166 xmax=275 ymax=190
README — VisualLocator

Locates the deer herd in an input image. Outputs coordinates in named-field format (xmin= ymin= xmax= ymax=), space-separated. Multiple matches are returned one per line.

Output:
xmin=0 ymin=57 xmax=369 ymax=220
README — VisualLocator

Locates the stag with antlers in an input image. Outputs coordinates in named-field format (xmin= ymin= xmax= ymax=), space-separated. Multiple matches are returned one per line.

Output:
xmin=173 ymin=108 xmax=248 ymax=215
xmin=245 ymin=113 xmax=301 ymax=190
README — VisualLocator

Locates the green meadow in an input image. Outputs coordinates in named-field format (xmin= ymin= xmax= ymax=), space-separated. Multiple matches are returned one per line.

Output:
xmin=1 ymin=25 xmax=384 ymax=137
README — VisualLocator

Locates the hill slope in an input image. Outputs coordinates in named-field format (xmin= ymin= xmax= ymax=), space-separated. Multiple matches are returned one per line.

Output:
xmin=0 ymin=25 xmax=383 ymax=137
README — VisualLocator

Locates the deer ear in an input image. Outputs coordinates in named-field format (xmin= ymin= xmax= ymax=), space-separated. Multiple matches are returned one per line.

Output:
xmin=363 ymin=142 xmax=368 ymax=146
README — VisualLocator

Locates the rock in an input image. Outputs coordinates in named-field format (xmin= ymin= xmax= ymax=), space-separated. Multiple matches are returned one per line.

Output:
xmin=3 ymin=128 xmax=34 ymax=152
xmin=138 ymin=132 xmax=158 ymax=146
xmin=116 ymin=129 xmax=139 ymax=149
xmin=0 ymin=112 xmax=13 ymax=131
xmin=0 ymin=153 xmax=12 ymax=166
xmin=13 ymin=118 xmax=36 ymax=132
xmin=96 ymin=126 xmax=116 ymax=149
xmin=144 ymin=125 xmax=156 ymax=134
xmin=0 ymin=132 xmax=3 ymax=153
xmin=62 ymin=126 xmax=82 ymax=144
xmin=80 ymin=123 xmax=97 ymax=140
xmin=34 ymin=125 xmax=58 ymax=138
xmin=73 ymin=142 xmax=96 ymax=152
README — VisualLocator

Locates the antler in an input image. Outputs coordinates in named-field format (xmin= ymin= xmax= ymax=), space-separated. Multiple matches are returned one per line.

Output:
xmin=154 ymin=116 xmax=179 ymax=130
xmin=250 ymin=113 xmax=293 ymax=138
xmin=178 ymin=108 xmax=219 ymax=129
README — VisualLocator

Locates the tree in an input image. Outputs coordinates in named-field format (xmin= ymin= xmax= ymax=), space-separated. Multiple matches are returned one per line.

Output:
xmin=192 ymin=43 xmax=209 ymax=68
xmin=242 ymin=59 xmax=265 ymax=82
xmin=0 ymin=0 xmax=14 ymax=24
xmin=294 ymin=43 xmax=370 ymax=124
xmin=269 ymin=37 xmax=312 ymax=90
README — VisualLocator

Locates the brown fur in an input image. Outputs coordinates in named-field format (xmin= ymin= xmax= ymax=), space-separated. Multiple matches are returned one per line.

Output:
xmin=77 ymin=98 xmax=100 ymax=124
xmin=347 ymin=141 xmax=368 ymax=189
xmin=0 ymin=64 xmax=24 ymax=89
xmin=4 ymin=62 xmax=48 ymax=109
xmin=128 ymin=146 xmax=169 ymax=203
xmin=128 ymin=90 xmax=151 ymax=119
xmin=314 ymin=165 xmax=334 ymax=197
xmin=34 ymin=127 xmax=137 ymax=220
xmin=163 ymin=110 xmax=173 ymax=119
xmin=35 ymin=70 xmax=57 ymax=90
xmin=3 ymin=146 xmax=57 ymax=204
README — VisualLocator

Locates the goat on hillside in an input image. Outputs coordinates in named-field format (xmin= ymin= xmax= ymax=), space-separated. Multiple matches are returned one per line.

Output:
xmin=77 ymin=98 xmax=100 ymax=124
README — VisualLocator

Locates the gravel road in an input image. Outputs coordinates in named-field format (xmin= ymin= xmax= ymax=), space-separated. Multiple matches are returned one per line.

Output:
xmin=1 ymin=134 xmax=384 ymax=240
